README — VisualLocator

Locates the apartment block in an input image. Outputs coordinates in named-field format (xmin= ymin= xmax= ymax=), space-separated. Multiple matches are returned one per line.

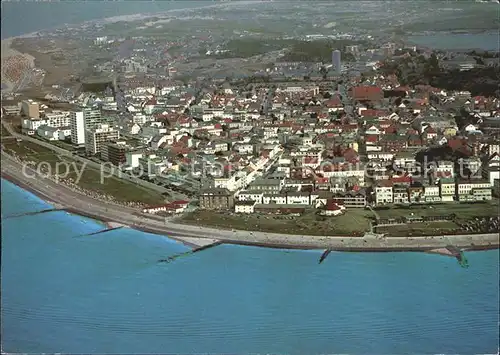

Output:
xmin=85 ymin=124 xmax=120 ymax=155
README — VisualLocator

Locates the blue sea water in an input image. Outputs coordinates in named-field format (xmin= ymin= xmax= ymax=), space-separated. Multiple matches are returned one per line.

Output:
xmin=0 ymin=1 xmax=213 ymax=39
xmin=1 ymin=178 xmax=499 ymax=354
xmin=408 ymin=31 xmax=499 ymax=51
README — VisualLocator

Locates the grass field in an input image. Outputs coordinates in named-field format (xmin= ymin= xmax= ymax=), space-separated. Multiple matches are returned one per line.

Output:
xmin=374 ymin=202 xmax=499 ymax=220
xmin=179 ymin=208 xmax=373 ymax=236
xmin=375 ymin=221 xmax=460 ymax=237
xmin=2 ymin=139 xmax=165 ymax=205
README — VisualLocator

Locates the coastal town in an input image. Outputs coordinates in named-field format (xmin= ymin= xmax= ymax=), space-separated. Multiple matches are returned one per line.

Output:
xmin=1 ymin=1 xmax=499 ymax=240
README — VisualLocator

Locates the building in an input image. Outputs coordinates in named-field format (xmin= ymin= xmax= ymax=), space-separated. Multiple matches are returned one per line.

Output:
xmin=321 ymin=199 xmax=346 ymax=216
xmin=235 ymin=200 xmax=256 ymax=214
xmin=456 ymin=179 xmax=492 ymax=201
xmin=332 ymin=50 xmax=341 ymax=73
xmin=70 ymin=111 xmax=85 ymax=145
xmin=101 ymin=141 xmax=128 ymax=166
xmin=70 ymin=108 xmax=105 ymax=146
xmin=125 ymin=150 xmax=144 ymax=168
xmin=481 ymin=165 xmax=500 ymax=186
xmin=2 ymin=104 xmax=20 ymax=116
xmin=375 ymin=181 xmax=393 ymax=205
xmin=423 ymin=184 xmax=441 ymax=203
xmin=199 ymin=188 xmax=234 ymax=210
xmin=493 ymin=178 xmax=500 ymax=197
xmin=85 ymin=124 xmax=120 ymax=155
xmin=36 ymin=125 xmax=71 ymax=141
xmin=21 ymin=100 xmax=39 ymax=119
xmin=22 ymin=110 xmax=71 ymax=134
xmin=331 ymin=190 xmax=367 ymax=208
xmin=393 ymin=184 xmax=409 ymax=204
xmin=439 ymin=178 xmax=455 ymax=202
xmin=248 ymin=178 xmax=284 ymax=192
xmin=237 ymin=190 xmax=264 ymax=204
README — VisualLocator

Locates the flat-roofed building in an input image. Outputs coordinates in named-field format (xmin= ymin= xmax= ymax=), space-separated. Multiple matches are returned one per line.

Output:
xmin=235 ymin=200 xmax=256 ymax=214
xmin=439 ymin=178 xmax=455 ymax=202
xmin=101 ymin=141 xmax=128 ymax=166
xmin=21 ymin=100 xmax=39 ymax=119
xmin=85 ymin=124 xmax=120 ymax=155
xmin=199 ymin=188 xmax=234 ymax=210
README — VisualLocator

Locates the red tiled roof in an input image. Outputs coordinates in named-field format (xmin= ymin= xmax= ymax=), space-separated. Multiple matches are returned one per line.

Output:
xmin=360 ymin=109 xmax=387 ymax=117
xmin=351 ymin=86 xmax=383 ymax=99
xmin=325 ymin=199 xmax=342 ymax=211
xmin=303 ymin=156 xmax=319 ymax=165
xmin=391 ymin=175 xmax=412 ymax=184
xmin=324 ymin=98 xmax=343 ymax=108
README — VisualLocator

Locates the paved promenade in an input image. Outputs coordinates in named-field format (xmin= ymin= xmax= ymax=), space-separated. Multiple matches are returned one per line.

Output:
xmin=2 ymin=151 xmax=499 ymax=251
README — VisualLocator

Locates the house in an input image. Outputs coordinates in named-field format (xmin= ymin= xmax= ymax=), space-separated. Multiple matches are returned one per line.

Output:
xmin=423 ymin=184 xmax=441 ymax=203
xmin=320 ymin=199 xmax=346 ymax=216
xmin=235 ymin=200 xmax=256 ymax=214
xmin=439 ymin=178 xmax=455 ymax=202
xmin=36 ymin=125 xmax=71 ymax=141
xmin=408 ymin=185 xmax=424 ymax=203
xmin=393 ymin=184 xmax=409 ymax=204
xmin=237 ymin=190 xmax=264 ymax=204
xmin=481 ymin=165 xmax=500 ymax=186
xmin=375 ymin=180 xmax=393 ymax=205
xmin=434 ymin=160 xmax=454 ymax=178
xmin=142 ymin=201 xmax=188 ymax=214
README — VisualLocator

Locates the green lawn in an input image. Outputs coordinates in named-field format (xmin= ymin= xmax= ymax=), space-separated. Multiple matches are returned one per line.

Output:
xmin=179 ymin=208 xmax=373 ymax=236
xmin=375 ymin=221 xmax=460 ymax=237
xmin=2 ymin=140 xmax=165 ymax=205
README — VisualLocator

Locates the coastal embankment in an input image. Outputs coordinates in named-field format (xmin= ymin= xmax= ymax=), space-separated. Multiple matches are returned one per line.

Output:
xmin=1 ymin=151 xmax=499 ymax=252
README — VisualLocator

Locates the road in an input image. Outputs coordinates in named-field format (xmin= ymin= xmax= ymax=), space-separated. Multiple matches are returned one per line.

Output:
xmin=1 ymin=121 xmax=187 ymax=197
xmin=2 ymin=150 xmax=499 ymax=251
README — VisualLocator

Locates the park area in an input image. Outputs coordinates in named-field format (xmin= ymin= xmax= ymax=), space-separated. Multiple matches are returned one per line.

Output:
xmin=180 ymin=200 xmax=499 ymax=237
xmin=179 ymin=208 xmax=374 ymax=236
xmin=1 ymin=138 xmax=165 ymax=205
xmin=373 ymin=202 xmax=500 ymax=236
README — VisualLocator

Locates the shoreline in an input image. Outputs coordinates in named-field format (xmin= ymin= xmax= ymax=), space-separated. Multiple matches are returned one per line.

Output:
xmin=2 ymin=167 xmax=499 ymax=253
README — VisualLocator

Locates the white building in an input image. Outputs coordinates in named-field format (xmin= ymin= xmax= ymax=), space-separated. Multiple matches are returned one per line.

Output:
xmin=375 ymin=185 xmax=393 ymax=205
xmin=125 ymin=151 xmax=144 ymax=168
xmin=457 ymin=180 xmax=491 ymax=195
xmin=36 ymin=125 xmax=71 ymax=141
xmin=44 ymin=111 xmax=70 ymax=127
xmin=423 ymin=185 xmax=441 ymax=203
xmin=235 ymin=201 xmax=256 ymax=214
xmin=70 ymin=111 xmax=85 ymax=145
xmin=237 ymin=190 xmax=264 ymax=204
xmin=70 ymin=108 xmax=104 ymax=146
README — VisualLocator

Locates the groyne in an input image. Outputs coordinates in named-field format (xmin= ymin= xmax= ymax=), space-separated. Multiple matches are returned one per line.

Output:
xmin=2 ymin=158 xmax=499 ymax=253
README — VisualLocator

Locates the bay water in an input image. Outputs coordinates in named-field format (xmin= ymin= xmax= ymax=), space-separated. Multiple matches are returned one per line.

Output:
xmin=1 ymin=178 xmax=499 ymax=354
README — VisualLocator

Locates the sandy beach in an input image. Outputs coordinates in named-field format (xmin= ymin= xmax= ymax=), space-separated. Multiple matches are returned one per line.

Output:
xmin=2 ymin=149 xmax=499 ymax=252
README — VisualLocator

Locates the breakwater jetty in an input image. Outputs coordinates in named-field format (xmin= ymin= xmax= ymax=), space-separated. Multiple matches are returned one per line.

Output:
xmin=75 ymin=226 xmax=125 ymax=238
xmin=2 ymin=153 xmax=499 ymax=253
xmin=158 ymin=241 xmax=223 ymax=264
xmin=2 ymin=207 xmax=64 ymax=220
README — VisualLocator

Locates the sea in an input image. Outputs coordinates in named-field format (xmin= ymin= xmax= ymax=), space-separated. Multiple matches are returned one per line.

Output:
xmin=1 ymin=2 xmax=499 ymax=354
xmin=2 ymin=180 xmax=500 ymax=355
